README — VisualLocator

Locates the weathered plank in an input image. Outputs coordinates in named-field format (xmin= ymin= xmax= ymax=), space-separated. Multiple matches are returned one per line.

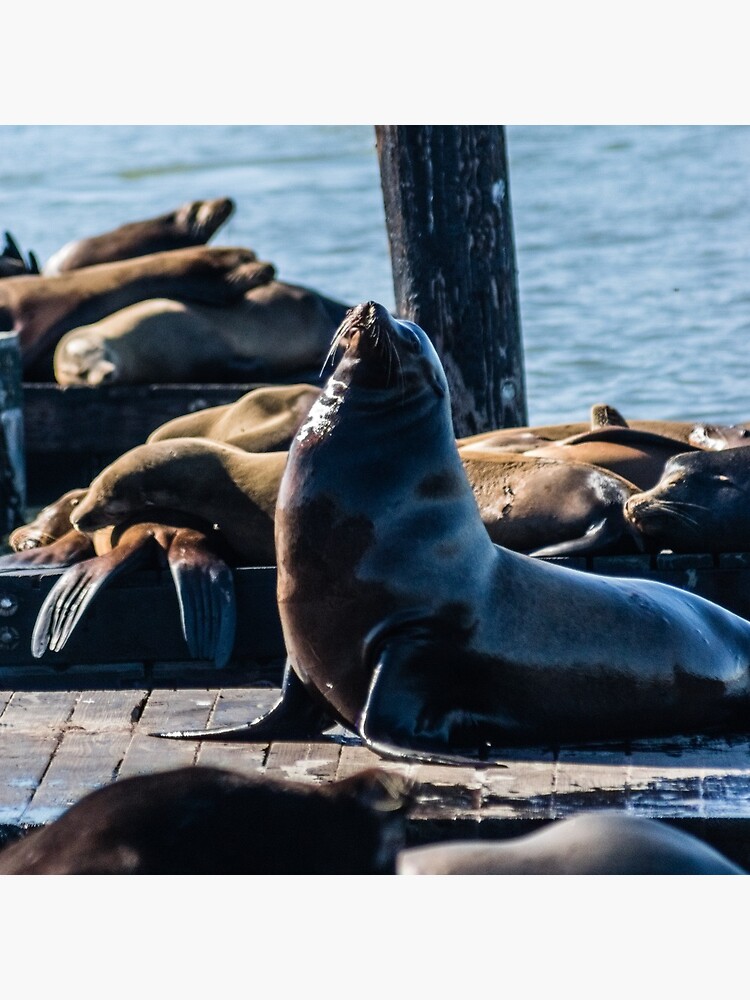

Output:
xmin=116 ymin=689 xmax=216 ymax=778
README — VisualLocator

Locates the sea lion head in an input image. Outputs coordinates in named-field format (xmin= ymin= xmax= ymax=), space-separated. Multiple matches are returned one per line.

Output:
xmin=54 ymin=333 xmax=117 ymax=387
xmin=173 ymin=197 xmax=235 ymax=241
xmin=71 ymin=440 xmax=217 ymax=533
xmin=688 ymin=423 xmax=750 ymax=451
xmin=296 ymin=301 xmax=448 ymax=450
xmin=623 ymin=449 xmax=750 ymax=552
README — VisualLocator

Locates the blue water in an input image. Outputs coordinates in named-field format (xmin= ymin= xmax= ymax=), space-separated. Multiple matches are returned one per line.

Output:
xmin=1 ymin=124 xmax=748 ymax=426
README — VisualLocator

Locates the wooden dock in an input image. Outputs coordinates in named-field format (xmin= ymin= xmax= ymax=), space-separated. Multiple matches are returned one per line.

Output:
xmin=3 ymin=660 xmax=750 ymax=869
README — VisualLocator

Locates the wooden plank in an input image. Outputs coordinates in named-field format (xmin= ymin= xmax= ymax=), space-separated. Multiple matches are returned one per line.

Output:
xmin=0 ymin=690 xmax=80 ymax=731
xmin=20 ymin=729 xmax=133 ymax=825
xmin=263 ymin=740 xmax=342 ymax=784
xmin=117 ymin=688 xmax=218 ymax=778
xmin=195 ymin=687 xmax=278 ymax=773
xmin=553 ymin=743 xmax=631 ymax=815
xmin=477 ymin=749 xmax=558 ymax=821
xmin=0 ymin=731 xmax=60 ymax=824
xmin=67 ymin=689 xmax=149 ymax=731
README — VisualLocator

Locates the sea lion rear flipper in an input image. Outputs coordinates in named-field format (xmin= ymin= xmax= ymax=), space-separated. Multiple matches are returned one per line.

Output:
xmin=166 ymin=532 xmax=237 ymax=669
xmin=528 ymin=517 xmax=638 ymax=559
xmin=31 ymin=537 xmax=154 ymax=657
xmin=359 ymin=623 xmax=509 ymax=768
xmin=2 ymin=231 xmax=23 ymax=262
xmin=26 ymin=250 xmax=40 ymax=275
xmin=153 ymin=658 xmax=336 ymax=741
xmin=590 ymin=403 xmax=629 ymax=428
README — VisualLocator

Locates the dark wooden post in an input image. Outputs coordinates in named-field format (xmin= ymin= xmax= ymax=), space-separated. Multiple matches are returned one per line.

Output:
xmin=375 ymin=125 xmax=527 ymax=437
xmin=0 ymin=332 xmax=26 ymax=535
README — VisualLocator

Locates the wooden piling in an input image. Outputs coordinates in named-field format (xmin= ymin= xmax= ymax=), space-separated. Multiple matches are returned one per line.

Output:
xmin=0 ymin=332 xmax=25 ymax=535
xmin=375 ymin=125 xmax=528 ymax=437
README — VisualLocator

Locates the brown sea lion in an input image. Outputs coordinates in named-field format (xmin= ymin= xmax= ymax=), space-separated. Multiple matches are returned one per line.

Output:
xmin=42 ymin=197 xmax=235 ymax=275
xmin=0 ymin=245 xmax=274 ymax=376
xmin=459 ymin=451 xmax=642 ymax=557
xmin=0 ymin=765 xmax=411 ymax=875
xmin=522 ymin=426 xmax=703 ymax=491
xmin=688 ymin=423 xmax=750 ymax=450
xmin=157 ymin=302 xmax=750 ymax=765
xmin=396 ymin=812 xmax=744 ymax=875
xmin=8 ymin=488 xmax=88 ymax=550
xmin=52 ymin=280 xmax=349 ymax=386
xmin=148 ymin=382 xmax=322 ymax=450
xmin=624 ymin=447 xmax=750 ymax=554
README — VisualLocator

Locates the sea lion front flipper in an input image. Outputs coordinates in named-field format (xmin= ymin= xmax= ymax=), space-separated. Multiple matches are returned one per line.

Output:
xmin=31 ymin=536 xmax=155 ymax=657
xmin=528 ymin=516 xmax=642 ymax=559
xmin=0 ymin=529 xmax=95 ymax=574
xmin=359 ymin=623 xmax=509 ymax=768
xmin=166 ymin=529 xmax=237 ymax=669
xmin=153 ymin=658 xmax=337 ymax=741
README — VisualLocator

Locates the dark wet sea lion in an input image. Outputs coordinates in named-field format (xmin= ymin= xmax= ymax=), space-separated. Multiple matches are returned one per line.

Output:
xmin=624 ymin=448 xmax=750 ymax=553
xmin=0 ymin=245 xmax=274 ymax=375
xmin=148 ymin=382 xmax=322 ymax=450
xmin=0 ymin=765 xmax=410 ymax=875
xmin=158 ymin=302 xmax=750 ymax=763
xmin=522 ymin=426 xmax=703 ymax=491
xmin=31 ymin=514 xmax=237 ymax=666
xmin=0 ymin=231 xmax=39 ymax=278
xmin=396 ymin=812 xmax=745 ymax=875
xmin=459 ymin=451 xmax=642 ymax=557
xmin=53 ymin=280 xmax=348 ymax=386
xmin=42 ymin=197 xmax=235 ymax=275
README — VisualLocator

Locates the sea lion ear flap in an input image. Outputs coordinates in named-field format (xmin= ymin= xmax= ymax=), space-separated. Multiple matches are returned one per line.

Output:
xmin=590 ymin=403 xmax=629 ymax=428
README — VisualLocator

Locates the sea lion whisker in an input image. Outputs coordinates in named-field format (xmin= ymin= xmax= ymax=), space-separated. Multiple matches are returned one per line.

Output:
xmin=640 ymin=499 xmax=700 ymax=528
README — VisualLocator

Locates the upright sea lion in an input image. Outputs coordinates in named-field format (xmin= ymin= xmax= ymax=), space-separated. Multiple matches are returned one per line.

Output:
xmin=53 ymin=280 xmax=349 ymax=386
xmin=0 ymin=245 xmax=274 ymax=375
xmin=148 ymin=382 xmax=322 ymax=450
xmin=0 ymin=765 xmax=411 ymax=875
xmin=623 ymin=448 xmax=750 ymax=553
xmin=396 ymin=812 xmax=745 ymax=875
xmin=157 ymin=302 xmax=750 ymax=764
xmin=42 ymin=197 xmax=235 ymax=275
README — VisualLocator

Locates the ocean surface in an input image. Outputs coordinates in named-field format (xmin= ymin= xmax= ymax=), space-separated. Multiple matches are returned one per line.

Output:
xmin=1 ymin=124 xmax=748 ymax=426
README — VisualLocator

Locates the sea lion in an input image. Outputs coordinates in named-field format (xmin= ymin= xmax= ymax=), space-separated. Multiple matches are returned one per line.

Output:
xmin=396 ymin=812 xmax=745 ymax=875
xmin=71 ymin=440 xmax=286 ymax=564
xmin=42 ymin=197 xmax=235 ymax=275
xmin=53 ymin=280 xmax=349 ymax=386
xmin=688 ymin=423 xmax=750 ymax=451
xmin=8 ymin=488 xmax=87 ymax=550
xmin=157 ymin=301 xmax=750 ymax=765
xmin=623 ymin=448 xmax=750 ymax=553
xmin=0 ymin=245 xmax=274 ymax=375
xmin=148 ymin=382 xmax=322 ymax=451
xmin=459 ymin=452 xmax=642 ymax=557
xmin=0 ymin=765 xmax=411 ymax=875
xmin=521 ymin=426 xmax=703 ymax=491
xmin=31 ymin=513 xmax=237 ymax=666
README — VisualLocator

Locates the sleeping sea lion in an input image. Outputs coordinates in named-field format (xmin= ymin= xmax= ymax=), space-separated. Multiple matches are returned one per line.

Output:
xmin=52 ymin=280 xmax=349 ymax=386
xmin=0 ymin=765 xmax=411 ymax=874
xmin=688 ymin=423 xmax=750 ymax=451
xmin=156 ymin=301 xmax=750 ymax=765
xmin=623 ymin=447 xmax=750 ymax=553
xmin=42 ymin=197 xmax=235 ymax=275
xmin=148 ymin=382 xmax=322 ymax=451
xmin=0 ymin=245 xmax=274 ymax=376
xmin=396 ymin=812 xmax=745 ymax=875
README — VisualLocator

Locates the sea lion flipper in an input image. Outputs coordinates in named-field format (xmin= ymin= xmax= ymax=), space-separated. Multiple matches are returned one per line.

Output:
xmin=2 ymin=231 xmax=23 ymax=262
xmin=31 ymin=538 xmax=152 ymax=657
xmin=528 ymin=517 xmax=630 ymax=559
xmin=360 ymin=624 xmax=509 ymax=768
xmin=590 ymin=403 xmax=629 ymax=428
xmin=153 ymin=658 xmax=336 ymax=741
xmin=0 ymin=530 xmax=95 ymax=575
xmin=167 ymin=536 xmax=237 ymax=669
xmin=26 ymin=250 xmax=40 ymax=275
